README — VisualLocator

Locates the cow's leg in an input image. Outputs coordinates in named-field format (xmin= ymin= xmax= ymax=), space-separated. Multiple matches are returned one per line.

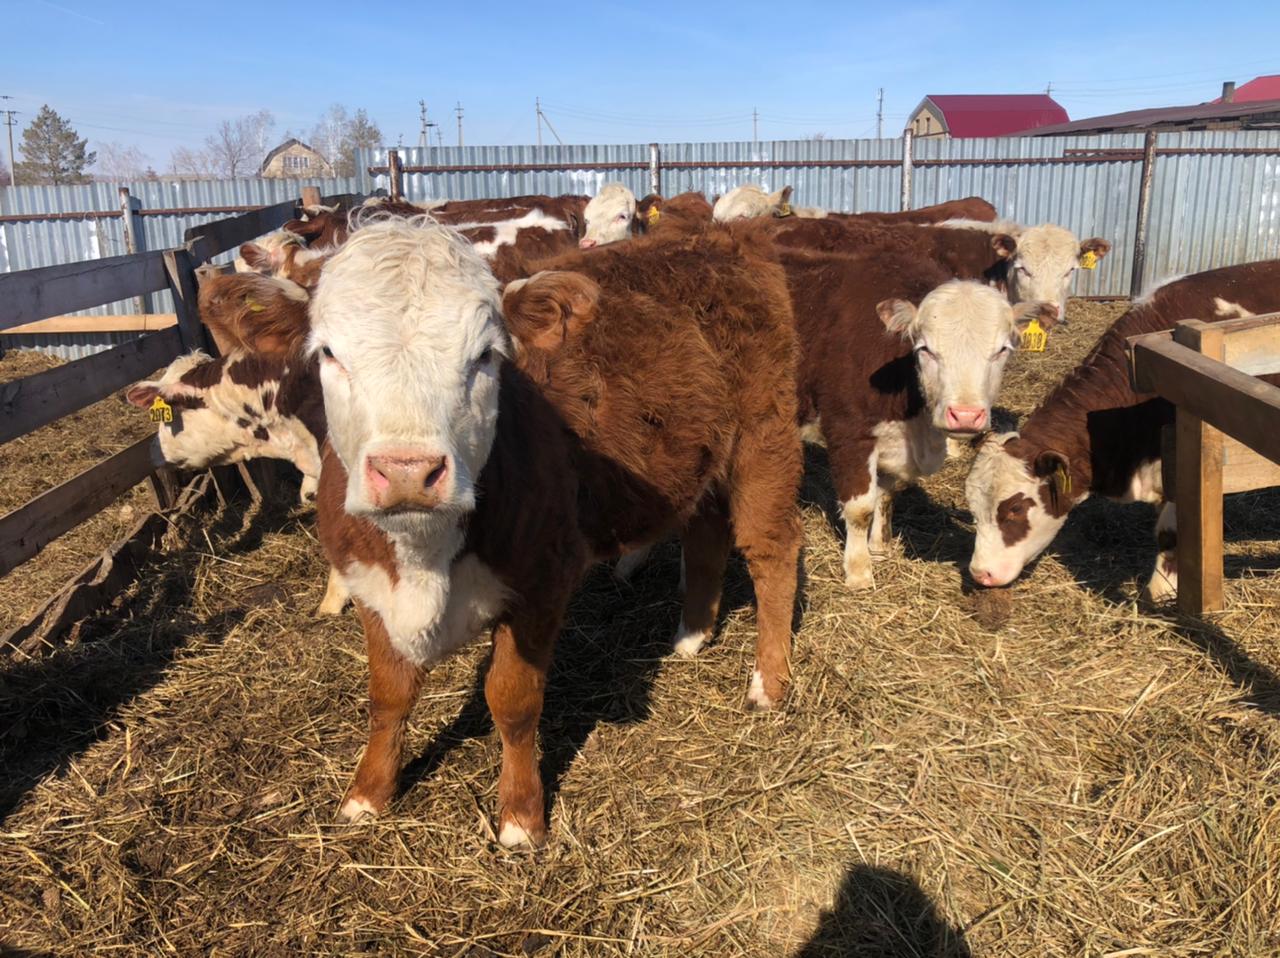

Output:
xmin=827 ymin=434 xmax=879 ymax=591
xmin=729 ymin=430 xmax=802 ymax=711
xmin=673 ymin=505 xmax=733 ymax=658
xmin=340 ymin=602 xmax=425 ymax=821
xmin=868 ymin=476 xmax=896 ymax=558
xmin=485 ymin=613 xmax=557 ymax=848
xmin=317 ymin=565 xmax=350 ymax=615
xmin=613 ymin=544 xmax=652 ymax=582
xmin=1144 ymin=500 xmax=1179 ymax=603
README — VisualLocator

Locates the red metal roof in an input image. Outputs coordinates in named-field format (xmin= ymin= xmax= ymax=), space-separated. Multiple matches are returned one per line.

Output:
xmin=921 ymin=94 xmax=1069 ymax=137
xmin=1214 ymin=75 xmax=1280 ymax=103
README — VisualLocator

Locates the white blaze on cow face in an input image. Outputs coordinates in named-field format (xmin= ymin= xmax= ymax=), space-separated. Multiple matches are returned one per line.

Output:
xmin=965 ymin=433 xmax=1073 ymax=587
xmin=1005 ymin=225 xmax=1111 ymax=321
xmin=878 ymin=281 xmax=1058 ymax=435
xmin=581 ymin=183 xmax=636 ymax=248
xmin=308 ymin=217 xmax=508 ymax=535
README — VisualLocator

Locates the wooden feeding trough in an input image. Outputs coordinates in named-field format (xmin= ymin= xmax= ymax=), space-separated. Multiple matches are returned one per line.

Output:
xmin=1129 ymin=312 xmax=1280 ymax=615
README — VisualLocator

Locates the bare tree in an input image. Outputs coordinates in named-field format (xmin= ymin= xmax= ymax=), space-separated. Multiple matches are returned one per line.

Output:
xmin=169 ymin=144 xmax=213 ymax=178
xmin=0 ymin=156 xmax=10 ymax=187
xmin=94 ymin=141 xmax=150 ymax=181
xmin=310 ymin=104 xmax=383 ymax=177
xmin=203 ymin=110 xmax=275 ymax=178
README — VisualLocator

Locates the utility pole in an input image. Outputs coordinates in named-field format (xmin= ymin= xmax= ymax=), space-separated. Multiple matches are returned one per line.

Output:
xmin=418 ymin=99 xmax=438 ymax=150
xmin=435 ymin=127 xmax=444 ymax=148
xmin=876 ymin=88 xmax=884 ymax=138
xmin=536 ymin=97 xmax=542 ymax=147
xmin=1 ymin=96 xmax=17 ymax=186
xmin=535 ymin=98 xmax=562 ymax=146
xmin=1045 ymin=82 xmax=1053 ymax=96
xmin=752 ymin=107 xmax=758 ymax=146
xmin=455 ymin=101 xmax=464 ymax=147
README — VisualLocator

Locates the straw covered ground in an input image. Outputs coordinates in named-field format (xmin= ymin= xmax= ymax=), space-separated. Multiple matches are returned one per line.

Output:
xmin=2 ymin=299 xmax=1279 ymax=956
xmin=0 ymin=351 xmax=155 ymax=635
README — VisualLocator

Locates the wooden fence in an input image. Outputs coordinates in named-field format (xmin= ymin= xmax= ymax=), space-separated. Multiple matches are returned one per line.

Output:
xmin=0 ymin=188 xmax=357 ymax=655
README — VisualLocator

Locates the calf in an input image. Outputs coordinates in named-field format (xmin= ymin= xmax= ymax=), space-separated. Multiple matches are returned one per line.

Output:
xmin=580 ymin=184 xmax=713 ymax=247
xmin=827 ymin=197 xmax=997 ymax=225
xmin=311 ymin=217 xmax=801 ymax=845
xmin=783 ymin=245 xmax=1055 ymax=589
xmin=966 ymin=259 xmax=1280 ymax=599
xmin=943 ymin=219 xmax=1111 ymax=322
xmin=713 ymin=184 xmax=825 ymax=221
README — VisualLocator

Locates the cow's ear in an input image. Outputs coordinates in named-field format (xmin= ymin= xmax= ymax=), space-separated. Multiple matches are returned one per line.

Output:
xmin=125 ymin=382 xmax=160 ymax=408
xmin=1013 ymin=300 xmax=1059 ymax=334
xmin=991 ymin=233 xmax=1017 ymax=259
xmin=502 ymin=270 xmax=600 ymax=351
xmin=877 ymin=298 xmax=917 ymax=336
xmin=1080 ymin=237 xmax=1111 ymax=258
xmin=1033 ymin=448 xmax=1074 ymax=507
xmin=239 ymin=242 xmax=280 ymax=272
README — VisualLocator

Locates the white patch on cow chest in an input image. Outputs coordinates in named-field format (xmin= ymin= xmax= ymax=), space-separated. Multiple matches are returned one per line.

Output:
xmin=464 ymin=210 xmax=569 ymax=258
xmin=873 ymin=415 xmax=947 ymax=481
xmin=341 ymin=549 xmax=510 ymax=667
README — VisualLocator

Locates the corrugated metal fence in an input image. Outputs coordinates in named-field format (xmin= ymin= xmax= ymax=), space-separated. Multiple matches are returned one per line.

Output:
xmin=362 ymin=130 xmax=1280 ymax=297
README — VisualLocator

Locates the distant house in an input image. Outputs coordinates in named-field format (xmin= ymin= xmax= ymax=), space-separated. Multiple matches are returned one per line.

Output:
xmin=260 ymin=138 xmax=334 ymax=179
xmin=906 ymin=94 xmax=1069 ymax=139
xmin=1213 ymin=75 xmax=1280 ymax=103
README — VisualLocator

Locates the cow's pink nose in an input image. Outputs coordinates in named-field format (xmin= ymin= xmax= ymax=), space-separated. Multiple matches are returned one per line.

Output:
xmin=578 ymin=237 xmax=597 ymax=249
xmin=364 ymin=453 xmax=448 ymax=510
xmin=972 ymin=567 xmax=999 ymax=587
xmin=945 ymin=405 xmax=987 ymax=431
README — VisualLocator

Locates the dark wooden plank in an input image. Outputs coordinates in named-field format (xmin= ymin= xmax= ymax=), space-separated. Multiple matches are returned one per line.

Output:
xmin=0 ymin=435 xmax=159 ymax=578
xmin=0 ymin=327 xmax=184 ymax=445
xmin=1 ymin=472 xmax=211 ymax=657
xmin=184 ymin=198 xmax=300 ymax=264
xmin=1131 ymin=336 xmax=1280 ymax=466
xmin=164 ymin=247 xmax=206 ymax=351
xmin=0 ymin=250 xmax=171 ymax=331
xmin=1173 ymin=323 xmax=1225 ymax=616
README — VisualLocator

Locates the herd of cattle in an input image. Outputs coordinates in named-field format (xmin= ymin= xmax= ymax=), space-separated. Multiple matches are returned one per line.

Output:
xmin=121 ymin=184 xmax=1280 ymax=846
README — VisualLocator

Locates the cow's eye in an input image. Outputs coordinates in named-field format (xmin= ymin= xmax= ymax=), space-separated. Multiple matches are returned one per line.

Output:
xmin=914 ymin=344 xmax=935 ymax=360
xmin=617 ymin=212 xmax=629 ymax=221
xmin=478 ymin=346 xmax=494 ymax=365
xmin=320 ymin=345 xmax=335 ymax=360
xmin=1017 ymin=265 xmax=1032 ymax=277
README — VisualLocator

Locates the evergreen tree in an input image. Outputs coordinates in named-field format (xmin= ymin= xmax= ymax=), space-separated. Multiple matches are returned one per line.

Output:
xmin=16 ymin=105 xmax=96 ymax=185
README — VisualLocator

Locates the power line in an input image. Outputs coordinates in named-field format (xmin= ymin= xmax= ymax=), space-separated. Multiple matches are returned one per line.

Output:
xmin=536 ymin=99 xmax=564 ymax=145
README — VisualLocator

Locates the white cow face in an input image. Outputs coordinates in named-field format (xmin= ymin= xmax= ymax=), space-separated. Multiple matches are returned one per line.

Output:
xmin=878 ymin=281 xmax=1058 ymax=434
xmin=966 ymin=433 xmax=1077 ymax=587
xmin=1005 ymin=225 xmax=1111 ymax=321
xmin=308 ymin=217 xmax=508 ymax=534
xmin=581 ymin=183 xmax=637 ymax=248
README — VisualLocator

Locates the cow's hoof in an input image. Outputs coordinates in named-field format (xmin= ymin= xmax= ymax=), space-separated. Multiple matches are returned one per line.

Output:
xmin=844 ymin=565 xmax=875 ymax=591
xmin=498 ymin=818 xmax=545 ymax=849
xmin=744 ymin=669 xmax=781 ymax=711
xmin=316 ymin=596 xmax=347 ymax=616
xmin=337 ymin=795 xmax=379 ymax=823
xmin=1143 ymin=572 xmax=1178 ymax=604
xmin=672 ymin=623 xmax=710 ymax=658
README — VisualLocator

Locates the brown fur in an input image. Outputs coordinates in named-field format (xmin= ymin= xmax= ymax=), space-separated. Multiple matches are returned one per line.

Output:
xmin=1008 ymin=259 xmax=1280 ymax=514
xmin=319 ymin=223 xmax=804 ymax=839
xmin=198 ymin=272 xmax=311 ymax=358
xmin=633 ymin=191 xmax=713 ymax=237
xmin=828 ymin=196 xmax=998 ymax=225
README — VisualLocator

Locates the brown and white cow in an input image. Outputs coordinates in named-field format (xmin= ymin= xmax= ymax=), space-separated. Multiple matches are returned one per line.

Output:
xmin=942 ymin=219 xmax=1111 ymax=322
xmin=713 ymin=184 xmax=826 ymax=221
xmin=783 ymin=244 xmax=1055 ymax=589
xmin=309 ymin=216 xmax=801 ymax=845
xmin=967 ymin=260 xmax=1280 ymax=599
xmin=579 ymin=184 xmax=713 ymax=247
xmin=827 ymin=196 xmax=998 ymax=226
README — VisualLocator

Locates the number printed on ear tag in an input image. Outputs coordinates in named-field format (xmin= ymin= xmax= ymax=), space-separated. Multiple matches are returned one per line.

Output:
xmin=1021 ymin=318 xmax=1048 ymax=353
xmin=149 ymin=396 xmax=173 ymax=423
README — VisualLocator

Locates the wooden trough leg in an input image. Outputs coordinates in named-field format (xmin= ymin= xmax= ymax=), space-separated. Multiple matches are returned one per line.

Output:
xmin=1173 ymin=322 xmax=1226 ymax=616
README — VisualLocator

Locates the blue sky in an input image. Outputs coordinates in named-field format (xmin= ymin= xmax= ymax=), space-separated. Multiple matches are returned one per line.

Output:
xmin=3 ymin=0 xmax=1277 ymax=170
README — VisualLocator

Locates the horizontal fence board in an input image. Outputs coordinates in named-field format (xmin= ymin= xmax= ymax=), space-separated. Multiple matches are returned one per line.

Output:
xmin=0 ymin=327 xmax=184 ymax=444
xmin=1 ymin=313 xmax=176 ymax=335
xmin=0 ymin=435 xmax=158 ymax=578
xmin=184 ymin=198 xmax=302 ymax=264
xmin=0 ymin=250 xmax=171 ymax=330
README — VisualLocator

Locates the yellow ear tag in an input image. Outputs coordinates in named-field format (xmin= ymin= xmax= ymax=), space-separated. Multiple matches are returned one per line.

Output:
xmin=1021 ymin=318 xmax=1048 ymax=353
xmin=149 ymin=396 xmax=173 ymax=424
xmin=775 ymin=202 xmax=794 ymax=218
xmin=646 ymin=206 xmax=661 ymax=226
xmin=1053 ymin=463 xmax=1072 ymax=496
xmin=1079 ymin=250 xmax=1098 ymax=270
xmin=246 ymin=296 xmax=266 ymax=312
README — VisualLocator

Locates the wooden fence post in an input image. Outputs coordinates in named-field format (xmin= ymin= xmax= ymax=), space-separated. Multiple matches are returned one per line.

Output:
xmin=1173 ymin=320 xmax=1226 ymax=614
xmin=387 ymin=149 xmax=403 ymax=201
xmin=118 ymin=187 xmax=151 ymax=315
xmin=163 ymin=247 xmax=207 ymax=352
xmin=1130 ymin=130 xmax=1158 ymax=298
xmin=649 ymin=143 xmax=661 ymax=197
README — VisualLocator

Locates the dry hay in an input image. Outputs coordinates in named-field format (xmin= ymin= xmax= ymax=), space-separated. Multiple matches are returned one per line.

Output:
xmin=2 ymin=299 xmax=1280 ymax=957
xmin=0 ymin=350 xmax=157 ymax=634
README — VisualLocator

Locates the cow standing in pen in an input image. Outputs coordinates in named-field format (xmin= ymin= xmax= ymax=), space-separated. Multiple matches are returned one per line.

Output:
xmin=966 ymin=260 xmax=1280 ymax=600
xmin=310 ymin=217 xmax=802 ymax=846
